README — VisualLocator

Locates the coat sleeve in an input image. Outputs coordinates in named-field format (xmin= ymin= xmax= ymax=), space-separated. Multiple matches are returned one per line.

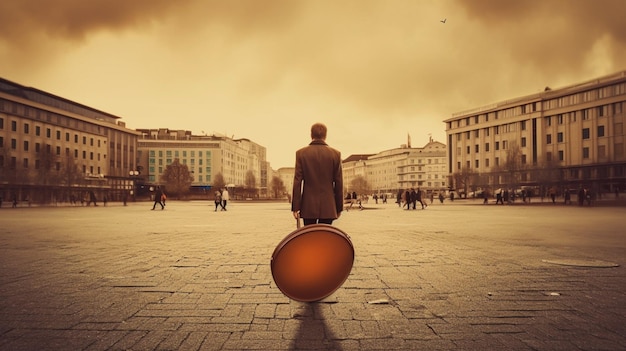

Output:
xmin=291 ymin=150 xmax=303 ymax=212
xmin=334 ymin=151 xmax=344 ymax=213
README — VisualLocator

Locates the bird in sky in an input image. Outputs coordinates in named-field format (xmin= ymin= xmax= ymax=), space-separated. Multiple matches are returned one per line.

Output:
xmin=440 ymin=18 xmax=447 ymax=23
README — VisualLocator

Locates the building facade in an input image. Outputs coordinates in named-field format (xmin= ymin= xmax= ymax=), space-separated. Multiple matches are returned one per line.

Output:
xmin=342 ymin=140 xmax=448 ymax=196
xmin=136 ymin=129 xmax=268 ymax=197
xmin=0 ymin=77 xmax=140 ymax=204
xmin=444 ymin=70 xmax=626 ymax=196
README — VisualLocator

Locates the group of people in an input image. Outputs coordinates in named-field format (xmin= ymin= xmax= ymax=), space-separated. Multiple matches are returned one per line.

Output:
xmin=213 ymin=188 xmax=230 ymax=211
xmin=397 ymin=188 xmax=428 ymax=210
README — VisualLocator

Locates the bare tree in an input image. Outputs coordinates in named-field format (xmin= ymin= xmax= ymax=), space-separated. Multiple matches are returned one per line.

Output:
xmin=503 ymin=141 xmax=524 ymax=189
xmin=270 ymin=175 xmax=286 ymax=199
xmin=350 ymin=175 xmax=370 ymax=196
xmin=450 ymin=166 xmax=474 ymax=197
xmin=212 ymin=172 xmax=226 ymax=190
xmin=161 ymin=159 xmax=194 ymax=198
xmin=244 ymin=170 xmax=257 ymax=198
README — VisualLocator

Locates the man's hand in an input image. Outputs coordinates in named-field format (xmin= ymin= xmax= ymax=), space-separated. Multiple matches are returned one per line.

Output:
xmin=292 ymin=211 xmax=300 ymax=220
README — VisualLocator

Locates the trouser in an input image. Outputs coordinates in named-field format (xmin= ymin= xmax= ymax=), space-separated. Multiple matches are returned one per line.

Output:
xmin=303 ymin=218 xmax=333 ymax=225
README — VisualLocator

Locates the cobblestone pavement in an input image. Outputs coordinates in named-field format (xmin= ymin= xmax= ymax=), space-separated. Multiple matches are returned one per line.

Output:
xmin=0 ymin=199 xmax=624 ymax=351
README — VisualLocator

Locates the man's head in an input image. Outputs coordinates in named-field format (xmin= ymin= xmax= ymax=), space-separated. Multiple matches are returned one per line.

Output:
xmin=310 ymin=123 xmax=327 ymax=140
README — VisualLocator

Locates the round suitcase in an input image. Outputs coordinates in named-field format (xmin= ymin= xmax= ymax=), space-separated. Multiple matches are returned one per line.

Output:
xmin=271 ymin=222 xmax=354 ymax=302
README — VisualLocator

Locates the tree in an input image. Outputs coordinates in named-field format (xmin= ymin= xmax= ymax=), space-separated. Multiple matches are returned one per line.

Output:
xmin=503 ymin=141 xmax=524 ymax=188
xmin=270 ymin=175 xmax=286 ymax=198
xmin=161 ymin=159 xmax=194 ymax=198
xmin=450 ymin=166 xmax=474 ymax=197
xmin=244 ymin=170 xmax=257 ymax=197
xmin=212 ymin=172 xmax=226 ymax=190
xmin=350 ymin=175 xmax=370 ymax=196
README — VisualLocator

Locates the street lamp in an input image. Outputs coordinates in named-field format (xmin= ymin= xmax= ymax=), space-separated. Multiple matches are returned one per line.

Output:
xmin=129 ymin=170 xmax=141 ymax=202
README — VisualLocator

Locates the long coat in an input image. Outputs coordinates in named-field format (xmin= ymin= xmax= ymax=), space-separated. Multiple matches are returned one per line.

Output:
xmin=291 ymin=139 xmax=344 ymax=220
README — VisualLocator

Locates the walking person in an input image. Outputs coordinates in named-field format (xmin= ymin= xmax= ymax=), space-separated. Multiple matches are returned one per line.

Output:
xmin=291 ymin=123 xmax=344 ymax=226
xmin=221 ymin=187 xmax=229 ymax=211
xmin=214 ymin=190 xmax=222 ymax=211
xmin=152 ymin=186 xmax=164 ymax=210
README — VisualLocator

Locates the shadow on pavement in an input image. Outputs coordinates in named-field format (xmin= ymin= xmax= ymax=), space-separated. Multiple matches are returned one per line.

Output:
xmin=289 ymin=302 xmax=343 ymax=351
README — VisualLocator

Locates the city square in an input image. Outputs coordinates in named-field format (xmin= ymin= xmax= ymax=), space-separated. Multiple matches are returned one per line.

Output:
xmin=0 ymin=199 xmax=624 ymax=350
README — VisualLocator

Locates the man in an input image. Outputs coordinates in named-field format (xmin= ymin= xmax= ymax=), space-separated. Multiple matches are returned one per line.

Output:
xmin=221 ymin=187 xmax=229 ymax=211
xmin=152 ymin=186 xmax=164 ymax=210
xmin=292 ymin=123 xmax=344 ymax=226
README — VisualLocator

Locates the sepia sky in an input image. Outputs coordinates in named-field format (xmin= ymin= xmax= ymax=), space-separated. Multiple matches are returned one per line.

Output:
xmin=2 ymin=0 xmax=625 ymax=168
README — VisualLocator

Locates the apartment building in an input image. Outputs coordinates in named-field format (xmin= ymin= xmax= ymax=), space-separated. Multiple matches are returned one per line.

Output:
xmin=136 ymin=129 xmax=268 ymax=196
xmin=444 ymin=70 xmax=626 ymax=195
xmin=0 ymin=77 xmax=140 ymax=203
xmin=342 ymin=139 xmax=448 ymax=195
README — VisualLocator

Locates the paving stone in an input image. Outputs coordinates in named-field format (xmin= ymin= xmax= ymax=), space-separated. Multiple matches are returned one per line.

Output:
xmin=0 ymin=201 xmax=624 ymax=350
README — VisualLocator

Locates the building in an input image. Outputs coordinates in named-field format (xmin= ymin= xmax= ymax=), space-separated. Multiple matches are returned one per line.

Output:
xmin=342 ymin=139 xmax=448 ymax=196
xmin=0 ymin=77 xmax=140 ymax=204
xmin=136 ymin=129 xmax=268 ymax=197
xmin=444 ymin=70 xmax=626 ymax=196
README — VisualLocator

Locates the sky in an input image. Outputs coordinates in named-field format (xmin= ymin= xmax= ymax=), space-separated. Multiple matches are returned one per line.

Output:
xmin=1 ymin=0 xmax=625 ymax=169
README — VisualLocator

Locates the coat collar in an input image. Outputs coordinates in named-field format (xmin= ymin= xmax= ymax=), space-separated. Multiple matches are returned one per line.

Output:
xmin=309 ymin=139 xmax=328 ymax=146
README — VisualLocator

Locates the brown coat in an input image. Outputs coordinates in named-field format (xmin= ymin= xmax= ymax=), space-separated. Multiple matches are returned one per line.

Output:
xmin=291 ymin=139 xmax=344 ymax=219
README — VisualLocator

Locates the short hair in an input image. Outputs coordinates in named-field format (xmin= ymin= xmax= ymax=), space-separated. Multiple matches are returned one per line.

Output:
xmin=310 ymin=123 xmax=327 ymax=140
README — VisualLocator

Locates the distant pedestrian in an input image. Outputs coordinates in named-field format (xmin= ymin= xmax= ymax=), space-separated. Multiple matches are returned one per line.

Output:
xmin=577 ymin=187 xmax=585 ymax=206
xmin=404 ymin=189 xmax=411 ymax=210
xmin=161 ymin=192 xmax=167 ymax=207
xmin=88 ymin=191 xmax=98 ymax=206
xmin=396 ymin=190 xmax=403 ymax=207
xmin=564 ymin=190 xmax=571 ymax=205
xmin=483 ymin=190 xmax=489 ymax=204
xmin=410 ymin=188 xmax=417 ymax=209
xmin=214 ymin=190 xmax=222 ymax=211
xmin=416 ymin=187 xmax=426 ymax=209
xmin=152 ymin=186 xmax=164 ymax=210
xmin=221 ymin=188 xmax=229 ymax=211
xmin=439 ymin=193 xmax=444 ymax=204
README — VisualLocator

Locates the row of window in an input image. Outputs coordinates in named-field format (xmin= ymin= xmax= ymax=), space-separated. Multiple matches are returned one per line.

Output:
xmin=458 ymin=143 xmax=621 ymax=170
xmin=0 ymin=155 xmax=101 ymax=174
xmin=0 ymin=98 xmax=107 ymax=136
xmin=0 ymin=137 xmax=104 ymax=161
xmin=0 ymin=117 xmax=104 ymax=147
xmin=148 ymin=149 xmax=212 ymax=158
xmin=450 ymin=88 xmax=625 ymax=129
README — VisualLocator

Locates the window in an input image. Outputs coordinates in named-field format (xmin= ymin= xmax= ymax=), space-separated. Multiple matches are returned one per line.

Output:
xmin=495 ymin=141 xmax=500 ymax=150
xmin=475 ymin=144 xmax=479 ymax=153
xmin=485 ymin=143 xmax=490 ymax=152
xmin=475 ymin=159 xmax=479 ymax=168
xmin=495 ymin=157 xmax=499 ymax=166
xmin=466 ymin=146 xmax=470 ymax=154
xmin=502 ymin=140 xmax=508 ymax=149
xmin=11 ymin=120 xmax=17 ymax=131
xmin=36 ymin=126 xmax=41 ymax=136
xmin=24 ymin=123 xmax=29 ymax=134
xmin=547 ymin=134 xmax=552 ymax=144
xmin=557 ymin=132 xmax=563 ymax=143
xmin=597 ymin=126 xmax=605 ymax=137
xmin=485 ymin=158 xmax=490 ymax=167
xmin=11 ymin=138 xmax=16 ymax=149
xmin=46 ymin=128 xmax=51 ymax=138
xmin=521 ymin=137 xmax=526 ymax=147
xmin=521 ymin=120 xmax=526 ymax=130
xmin=558 ymin=150 xmax=564 ymax=161
xmin=546 ymin=152 xmax=552 ymax=162
xmin=582 ymin=147 xmax=589 ymax=159
xmin=582 ymin=128 xmax=590 ymax=139
xmin=56 ymin=130 xmax=61 ymax=140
